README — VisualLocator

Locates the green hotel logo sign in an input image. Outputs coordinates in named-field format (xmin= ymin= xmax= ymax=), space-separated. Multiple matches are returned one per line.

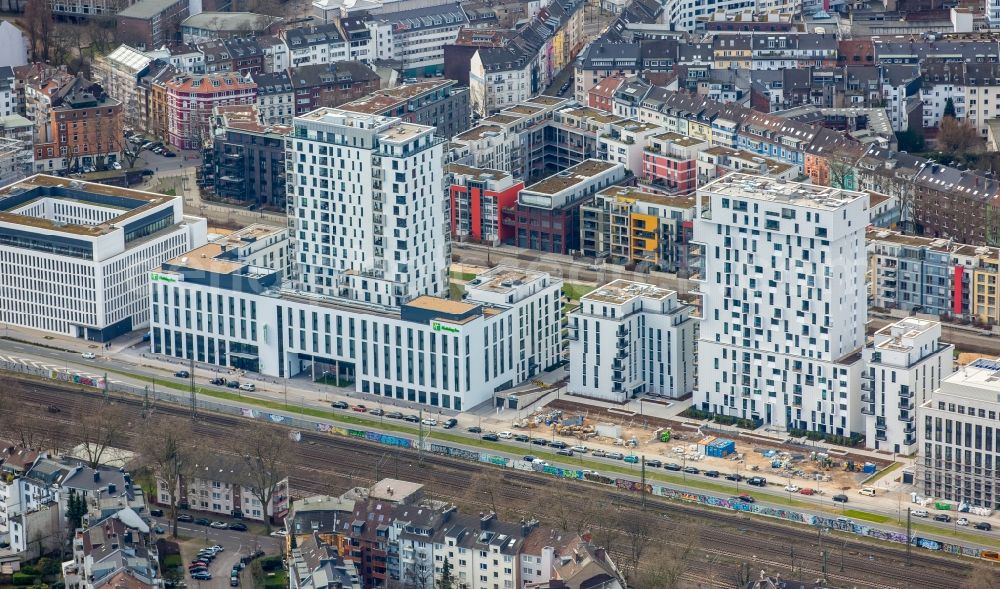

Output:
xmin=151 ymin=272 xmax=179 ymax=283
xmin=431 ymin=321 xmax=460 ymax=334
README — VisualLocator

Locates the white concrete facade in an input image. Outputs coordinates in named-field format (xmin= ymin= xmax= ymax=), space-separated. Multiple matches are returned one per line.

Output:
xmin=863 ymin=317 xmax=954 ymax=455
xmin=693 ymin=173 xmax=869 ymax=435
xmin=288 ymin=108 xmax=449 ymax=307
xmin=569 ymin=280 xmax=696 ymax=402
xmin=0 ymin=175 xmax=206 ymax=342
xmin=920 ymin=358 xmax=1000 ymax=509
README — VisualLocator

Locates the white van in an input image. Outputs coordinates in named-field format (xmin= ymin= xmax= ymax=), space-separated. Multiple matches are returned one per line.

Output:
xmin=912 ymin=509 xmax=929 ymax=518
xmin=498 ymin=431 xmax=513 ymax=439
xmin=858 ymin=487 xmax=877 ymax=497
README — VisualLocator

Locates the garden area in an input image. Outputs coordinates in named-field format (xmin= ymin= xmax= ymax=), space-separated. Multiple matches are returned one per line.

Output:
xmin=2 ymin=556 xmax=62 ymax=589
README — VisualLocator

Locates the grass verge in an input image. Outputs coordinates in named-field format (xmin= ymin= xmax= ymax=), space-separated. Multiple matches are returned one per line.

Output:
xmin=449 ymin=271 xmax=477 ymax=281
xmin=563 ymin=282 xmax=595 ymax=301
xmin=842 ymin=509 xmax=893 ymax=524
xmin=862 ymin=461 xmax=902 ymax=486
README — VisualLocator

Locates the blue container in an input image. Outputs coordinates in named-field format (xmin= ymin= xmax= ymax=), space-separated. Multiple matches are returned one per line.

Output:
xmin=706 ymin=438 xmax=735 ymax=458
xmin=863 ymin=462 xmax=876 ymax=474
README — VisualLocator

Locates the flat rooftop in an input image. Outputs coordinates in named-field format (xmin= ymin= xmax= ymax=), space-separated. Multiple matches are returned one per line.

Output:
xmin=339 ymin=80 xmax=452 ymax=115
xmin=378 ymin=122 xmax=430 ymax=143
xmin=651 ymin=131 xmax=705 ymax=147
xmin=525 ymin=160 xmax=618 ymax=196
xmin=596 ymin=186 xmax=696 ymax=208
xmin=212 ymin=223 xmax=284 ymax=247
xmin=406 ymin=295 xmax=479 ymax=316
xmin=369 ymin=478 xmax=423 ymax=502
xmin=526 ymin=95 xmax=567 ymax=106
xmin=702 ymin=173 xmax=866 ymax=210
xmin=874 ymin=317 xmax=939 ymax=350
xmin=446 ymin=163 xmax=511 ymax=181
xmin=583 ymin=279 xmax=675 ymax=305
xmin=866 ymin=227 xmax=958 ymax=252
xmin=466 ymin=266 xmax=547 ymax=294
xmin=296 ymin=107 xmax=395 ymax=131
xmin=560 ymin=106 xmax=625 ymax=125
xmin=506 ymin=104 xmax=545 ymax=116
xmin=938 ymin=358 xmax=1000 ymax=398
xmin=165 ymin=243 xmax=245 ymax=274
xmin=0 ymin=174 xmax=173 ymax=236
xmin=454 ymin=124 xmax=504 ymax=142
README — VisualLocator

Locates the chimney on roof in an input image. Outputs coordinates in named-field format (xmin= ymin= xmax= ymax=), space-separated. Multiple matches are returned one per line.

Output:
xmin=480 ymin=512 xmax=496 ymax=528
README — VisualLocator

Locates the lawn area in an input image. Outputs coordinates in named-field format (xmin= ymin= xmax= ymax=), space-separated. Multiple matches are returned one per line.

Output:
xmin=842 ymin=509 xmax=893 ymax=524
xmin=862 ymin=461 xmax=901 ymax=485
xmin=162 ymin=554 xmax=182 ymax=568
xmin=563 ymin=282 xmax=595 ymax=301
xmin=449 ymin=271 xmax=477 ymax=281
xmin=264 ymin=570 xmax=288 ymax=589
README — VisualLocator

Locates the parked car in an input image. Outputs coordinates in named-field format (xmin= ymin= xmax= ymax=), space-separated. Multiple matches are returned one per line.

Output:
xmin=748 ymin=477 xmax=767 ymax=487
xmin=403 ymin=414 xmax=419 ymax=423
xmin=194 ymin=518 xmax=211 ymax=526
xmin=571 ymin=446 xmax=589 ymax=453
xmin=467 ymin=426 xmax=482 ymax=433
xmin=606 ymin=452 xmax=624 ymax=460
xmin=858 ymin=487 xmax=876 ymax=497
xmin=82 ymin=352 xmax=96 ymax=359
xmin=369 ymin=408 xmax=385 ymax=416
xmin=704 ymin=470 xmax=720 ymax=478
xmin=190 ymin=572 xmax=211 ymax=581
xmin=591 ymin=450 xmax=607 ymax=458
xmin=683 ymin=466 xmax=700 ymax=475
xmin=555 ymin=449 xmax=574 ymax=457
xmin=150 ymin=509 xmax=164 ymax=517
xmin=975 ymin=522 xmax=992 ymax=531
xmin=210 ymin=377 xmax=226 ymax=385
xmin=799 ymin=488 xmax=816 ymax=496
xmin=153 ymin=525 xmax=165 ymax=534
xmin=385 ymin=411 xmax=404 ymax=419
xmin=443 ymin=418 xmax=457 ymax=429
xmin=498 ymin=431 xmax=513 ymax=439
xmin=832 ymin=494 xmax=849 ymax=504
xmin=664 ymin=462 xmax=682 ymax=471
xmin=623 ymin=455 xmax=639 ymax=464
xmin=725 ymin=473 xmax=744 ymax=482
xmin=229 ymin=523 xmax=248 ymax=531
xmin=177 ymin=514 xmax=193 ymax=522
xmin=175 ymin=370 xmax=190 ymax=378
xmin=270 ymin=529 xmax=287 ymax=537
xmin=957 ymin=517 xmax=970 ymax=526
xmin=549 ymin=441 xmax=568 ymax=450
xmin=531 ymin=438 xmax=549 ymax=446
xmin=189 ymin=561 xmax=208 ymax=569
xmin=481 ymin=433 xmax=499 ymax=441
xmin=784 ymin=484 xmax=800 ymax=493
xmin=735 ymin=495 xmax=755 ymax=503
xmin=239 ymin=383 xmax=255 ymax=392
xmin=230 ymin=579 xmax=239 ymax=587
xmin=933 ymin=514 xmax=951 ymax=523
xmin=210 ymin=521 xmax=228 ymax=529
xmin=331 ymin=401 xmax=349 ymax=409
xmin=912 ymin=509 xmax=929 ymax=518
xmin=421 ymin=418 xmax=437 ymax=426
xmin=226 ymin=380 xmax=240 ymax=389
xmin=523 ymin=455 xmax=537 ymax=462
xmin=188 ymin=567 xmax=209 ymax=575
xmin=513 ymin=434 xmax=530 ymax=442
xmin=352 ymin=405 xmax=367 ymax=412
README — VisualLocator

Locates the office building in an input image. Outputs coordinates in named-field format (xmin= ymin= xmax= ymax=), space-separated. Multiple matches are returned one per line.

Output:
xmin=150 ymin=109 xmax=561 ymax=410
xmin=863 ymin=318 xmax=954 ymax=455
xmin=921 ymin=358 xmax=1000 ymax=510
xmin=568 ymin=280 xmax=696 ymax=402
xmin=693 ymin=174 xmax=868 ymax=435
xmin=579 ymin=186 xmax=696 ymax=274
xmin=0 ymin=175 xmax=206 ymax=341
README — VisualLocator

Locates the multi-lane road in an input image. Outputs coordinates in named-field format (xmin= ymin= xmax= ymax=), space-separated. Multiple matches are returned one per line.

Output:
xmin=3 ymin=377 xmax=986 ymax=589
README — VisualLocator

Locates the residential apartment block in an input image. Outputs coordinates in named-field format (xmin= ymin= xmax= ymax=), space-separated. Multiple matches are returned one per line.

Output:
xmin=339 ymin=79 xmax=471 ymax=139
xmin=0 ymin=175 xmax=206 ymax=342
xmin=569 ymin=280 xmax=696 ymax=402
xmin=863 ymin=318 xmax=954 ymax=455
xmin=157 ymin=455 xmax=289 ymax=522
xmin=203 ymin=104 xmax=290 ymax=209
xmin=448 ymin=164 xmax=523 ymax=244
xmin=116 ymin=0 xmax=190 ymax=51
xmin=515 ymin=159 xmax=626 ymax=254
xmin=694 ymin=174 xmax=868 ymax=435
xmin=921 ymin=358 xmax=1000 ymax=510
xmin=580 ymin=186 xmax=695 ymax=274
xmin=163 ymin=73 xmax=257 ymax=150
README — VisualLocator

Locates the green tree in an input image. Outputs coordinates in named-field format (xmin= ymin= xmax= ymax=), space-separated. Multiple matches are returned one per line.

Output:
xmin=944 ymin=97 xmax=957 ymax=119
xmin=895 ymin=127 xmax=926 ymax=153
xmin=67 ymin=492 xmax=86 ymax=531
xmin=439 ymin=556 xmax=455 ymax=589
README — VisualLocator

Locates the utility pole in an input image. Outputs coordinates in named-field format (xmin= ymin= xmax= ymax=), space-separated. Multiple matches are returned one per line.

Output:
xmin=103 ymin=372 xmax=109 ymax=403
xmin=418 ymin=409 xmax=424 ymax=464
xmin=143 ymin=385 xmax=149 ymax=415
xmin=189 ymin=355 xmax=196 ymax=417
xmin=821 ymin=550 xmax=828 ymax=583
xmin=640 ymin=457 xmax=646 ymax=510
xmin=906 ymin=507 xmax=912 ymax=567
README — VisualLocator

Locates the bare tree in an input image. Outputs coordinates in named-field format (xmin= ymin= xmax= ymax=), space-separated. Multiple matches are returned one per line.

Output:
xmin=23 ymin=1 xmax=54 ymax=62
xmin=631 ymin=530 xmax=699 ymax=589
xmin=962 ymin=562 xmax=1000 ymax=589
xmin=402 ymin=560 xmax=434 ymax=589
xmin=137 ymin=415 xmax=198 ymax=538
xmin=618 ymin=509 xmax=654 ymax=580
xmin=74 ymin=402 xmax=129 ymax=468
xmin=828 ymin=158 xmax=854 ymax=190
xmin=0 ymin=381 xmax=52 ymax=449
xmin=938 ymin=116 xmax=981 ymax=155
xmin=230 ymin=422 xmax=291 ymax=533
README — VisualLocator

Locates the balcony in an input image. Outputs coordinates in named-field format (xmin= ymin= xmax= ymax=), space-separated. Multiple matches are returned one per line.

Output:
xmin=861 ymin=404 xmax=875 ymax=415
xmin=861 ymin=371 xmax=874 ymax=381
xmin=612 ymin=358 xmax=625 ymax=371
xmin=898 ymin=399 xmax=914 ymax=411
xmin=615 ymin=348 xmax=629 ymax=360
xmin=616 ymin=339 xmax=628 ymax=350
xmin=903 ymin=423 xmax=916 ymax=434
xmin=616 ymin=326 xmax=630 ymax=338
xmin=860 ymin=392 xmax=873 ymax=404
xmin=611 ymin=372 xmax=625 ymax=383
xmin=875 ymin=432 xmax=888 ymax=442
xmin=899 ymin=388 xmax=914 ymax=399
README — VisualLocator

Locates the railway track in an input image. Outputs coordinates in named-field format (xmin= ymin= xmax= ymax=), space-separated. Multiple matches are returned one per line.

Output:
xmin=3 ymin=376 xmax=978 ymax=589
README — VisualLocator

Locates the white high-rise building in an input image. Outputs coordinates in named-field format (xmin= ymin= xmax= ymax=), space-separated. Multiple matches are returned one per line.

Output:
xmin=693 ymin=173 xmax=868 ymax=436
xmin=863 ymin=317 xmax=954 ymax=455
xmin=289 ymin=108 xmax=448 ymax=307
xmin=568 ymin=280 xmax=696 ymax=402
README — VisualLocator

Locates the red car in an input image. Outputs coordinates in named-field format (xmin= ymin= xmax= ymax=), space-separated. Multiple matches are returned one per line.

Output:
xmin=799 ymin=488 xmax=816 ymax=496
xmin=352 ymin=405 xmax=367 ymax=412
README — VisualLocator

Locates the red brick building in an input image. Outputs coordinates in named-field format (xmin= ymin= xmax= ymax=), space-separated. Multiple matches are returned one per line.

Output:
xmin=163 ymin=73 xmax=257 ymax=149
xmin=447 ymin=163 xmax=522 ymax=244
